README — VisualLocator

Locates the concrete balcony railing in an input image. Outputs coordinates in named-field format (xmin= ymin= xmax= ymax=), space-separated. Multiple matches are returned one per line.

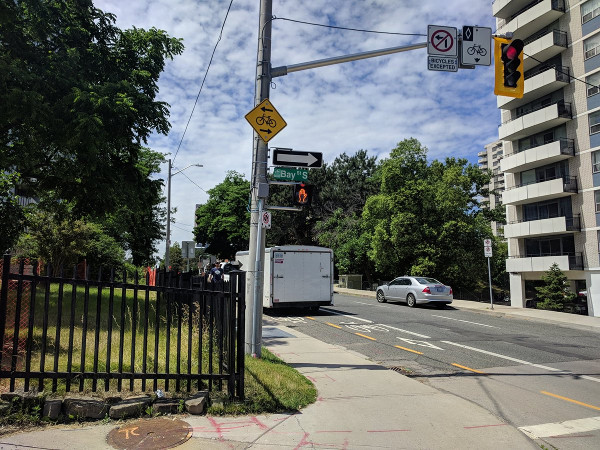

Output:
xmin=506 ymin=253 xmax=583 ymax=272
xmin=503 ymin=214 xmax=580 ymax=238
xmin=498 ymin=101 xmax=571 ymax=141
xmin=522 ymin=29 xmax=567 ymax=72
xmin=502 ymin=175 xmax=577 ymax=205
xmin=501 ymin=138 xmax=574 ymax=173
xmin=497 ymin=64 xmax=570 ymax=110
xmin=493 ymin=0 xmax=533 ymax=20
xmin=496 ymin=0 xmax=566 ymax=41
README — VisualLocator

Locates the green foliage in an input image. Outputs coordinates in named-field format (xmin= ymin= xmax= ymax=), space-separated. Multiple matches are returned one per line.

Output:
xmin=0 ymin=172 xmax=27 ymax=253
xmin=363 ymin=138 xmax=493 ymax=291
xmin=193 ymin=171 xmax=250 ymax=259
xmin=535 ymin=263 xmax=577 ymax=311
xmin=1 ymin=0 xmax=181 ymax=260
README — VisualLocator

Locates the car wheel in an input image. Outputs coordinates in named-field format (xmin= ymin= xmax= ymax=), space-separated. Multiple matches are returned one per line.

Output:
xmin=376 ymin=290 xmax=386 ymax=303
xmin=406 ymin=293 xmax=416 ymax=307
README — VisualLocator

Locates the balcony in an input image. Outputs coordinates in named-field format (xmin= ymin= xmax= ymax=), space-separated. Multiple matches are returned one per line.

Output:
xmin=501 ymin=138 xmax=574 ymax=173
xmin=497 ymin=65 xmax=570 ymax=110
xmin=496 ymin=0 xmax=566 ymax=41
xmin=504 ymin=215 xmax=580 ymax=238
xmin=493 ymin=0 xmax=533 ymax=19
xmin=506 ymin=252 xmax=583 ymax=272
xmin=498 ymin=101 xmax=571 ymax=141
xmin=522 ymin=29 xmax=567 ymax=72
xmin=502 ymin=175 xmax=577 ymax=205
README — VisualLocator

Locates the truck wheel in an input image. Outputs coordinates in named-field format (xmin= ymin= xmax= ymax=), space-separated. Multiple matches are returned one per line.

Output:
xmin=376 ymin=291 xmax=386 ymax=303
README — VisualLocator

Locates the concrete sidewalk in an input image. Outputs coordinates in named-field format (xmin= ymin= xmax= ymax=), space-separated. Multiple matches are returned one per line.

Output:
xmin=1 ymin=289 xmax=597 ymax=449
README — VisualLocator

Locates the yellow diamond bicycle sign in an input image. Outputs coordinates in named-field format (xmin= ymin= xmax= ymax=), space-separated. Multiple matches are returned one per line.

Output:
xmin=245 ymin=98 xmax=287 ymax=143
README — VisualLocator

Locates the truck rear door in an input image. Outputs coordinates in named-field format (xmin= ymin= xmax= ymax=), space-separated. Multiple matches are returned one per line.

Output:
xmin=272 ymin=250 xmax=331 ymax=304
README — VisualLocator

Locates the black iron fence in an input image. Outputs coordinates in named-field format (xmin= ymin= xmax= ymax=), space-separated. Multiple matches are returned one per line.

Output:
xmin=0 ymin=255 xmax=245 ymax=399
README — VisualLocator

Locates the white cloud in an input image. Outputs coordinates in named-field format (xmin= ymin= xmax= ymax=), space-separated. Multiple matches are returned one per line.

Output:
xmin=93 ymin=0 xmax=498 ymax=259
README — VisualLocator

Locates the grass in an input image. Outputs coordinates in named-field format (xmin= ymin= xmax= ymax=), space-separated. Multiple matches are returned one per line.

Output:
xmin=0 ymin=280 xmax=317 ymax=430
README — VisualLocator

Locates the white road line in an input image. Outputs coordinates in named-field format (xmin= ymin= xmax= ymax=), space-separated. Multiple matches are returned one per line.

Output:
xmin=380 ymin=324 xmax=431 ymax=339
xmin=519 ymin=416 xmax=600 ymax=439
xmin=320 ymin=308 xmax=373 ymax=323
xmin=442 ymin=341 xmax=600 ymax=384
xmin=432 ymin=315 xmax=500 ymax=329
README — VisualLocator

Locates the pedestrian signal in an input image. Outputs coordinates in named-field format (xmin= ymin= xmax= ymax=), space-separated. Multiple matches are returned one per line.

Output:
xmin=494 ymin=37 xmax=524 ymax=98
xmin=293 ymin=183 xmax=312 ymax=206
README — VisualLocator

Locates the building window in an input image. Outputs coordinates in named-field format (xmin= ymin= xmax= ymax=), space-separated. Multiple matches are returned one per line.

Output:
xmin=594 ymin=151 xmax=600 ymax=173
xmin=584 ymin=33 xmax=600 ymax=60
xmin=587 ymin=72 xmax=600 ymax=97
xmin=582 ymin=0 xmax=600 ymax=24
xmin=590 ymin=110 xmax=600 ymax=135
xmin=595 ymin=190 xmax=600 ymax=212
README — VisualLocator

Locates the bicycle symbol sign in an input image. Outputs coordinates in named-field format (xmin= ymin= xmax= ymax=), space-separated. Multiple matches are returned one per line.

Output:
xmin=460 ymin=26 xmax=491 ymax=66
xmin=245 ymin=98 xmax=287 ymax=143
xmin=427 ymin=25 xmax=457 ymax=57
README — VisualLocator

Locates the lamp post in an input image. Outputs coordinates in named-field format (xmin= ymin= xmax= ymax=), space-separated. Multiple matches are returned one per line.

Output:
xmin=165 ymin=159 xmax=203 ymax=271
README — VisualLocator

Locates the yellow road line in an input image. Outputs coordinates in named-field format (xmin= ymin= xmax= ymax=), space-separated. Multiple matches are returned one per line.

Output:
xmin=306 ymin=316 xmax=315 ymax=320
xmin=355 ymin=333 xmax=377 ymax=341
xmin=452 ymin=363 xmax=486 ymax=374
xmin=326 ymin=322 xmax=342 ymax=329
xmin=394 ymin=345 xmax=423 ymax=355
xmin=541 ymin=391 xmax=600 ymax=411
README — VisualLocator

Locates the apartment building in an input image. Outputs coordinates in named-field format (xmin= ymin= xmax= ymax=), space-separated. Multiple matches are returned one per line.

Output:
xmin=494 ymin=0 xmax=600 ymax=316
xmin=479 ymin=140 xmax=506 ymax=237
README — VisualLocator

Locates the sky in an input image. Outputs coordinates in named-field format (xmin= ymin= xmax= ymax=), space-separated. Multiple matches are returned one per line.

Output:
xmin=93 ymin=0 xmax=499 ymax=260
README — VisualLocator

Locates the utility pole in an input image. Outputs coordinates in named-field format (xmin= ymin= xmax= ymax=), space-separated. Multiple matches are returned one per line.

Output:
xmin=165 ymin=158 xmax=173 ymax=270
xmin=246 ymin=0 xmax=272 ymax=357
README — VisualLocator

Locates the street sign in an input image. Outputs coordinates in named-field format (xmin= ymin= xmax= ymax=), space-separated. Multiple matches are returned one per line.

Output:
xmin=428 ymin=25 xmax=457 ymax=57
xmin=182 ymin=241 xmax=196 ymax=259
xmin=483 ymin=238 xmax=493 ymax=258
xmin=428 ymin=56 xmax=458 ymax=72
xmin=261 ymin=211 xmax=271 ymax=229
xmin=273 ymin=167 xmax=309 ymax=182
xmin=272 ymin=148 xmax=323 ymax=168
xmin=245 ymin=98 xmax=287 ymax=143
xmin=461 ymin=26 xmax=492 ymax=66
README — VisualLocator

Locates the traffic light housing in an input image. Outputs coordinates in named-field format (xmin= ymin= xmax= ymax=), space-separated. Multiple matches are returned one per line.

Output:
xmin=293 ymin=183 xmax=313 ymax=206
xmin=494 ymin=37 xmax=524 ymax=98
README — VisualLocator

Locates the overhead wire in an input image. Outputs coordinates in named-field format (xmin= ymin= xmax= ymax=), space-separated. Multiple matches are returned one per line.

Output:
xmin=524 ymin=52 xmax=598 ymax=90
xmin=172 ymin=0 xmax=235 ymax=165
xmin=273 ymin=16 xmax=427 ymax=37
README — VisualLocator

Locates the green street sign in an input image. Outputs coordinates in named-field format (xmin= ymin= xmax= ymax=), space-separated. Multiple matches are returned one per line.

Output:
xmin=273 ymin=167 xmax=309 ymax=182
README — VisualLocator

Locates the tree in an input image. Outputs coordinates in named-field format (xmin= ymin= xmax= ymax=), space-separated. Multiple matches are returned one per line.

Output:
xmin=363 ymin=138 xmax=492 ymax=291
xmin=535 ymin=263 xmax=577 ymax=311
xmin=0 ymin=172 xmax=27 ymax=253
xmin=193 ymin=171 xmax=250 ymax=259
xmin=1 ymin=0 xmax=182 ymax=253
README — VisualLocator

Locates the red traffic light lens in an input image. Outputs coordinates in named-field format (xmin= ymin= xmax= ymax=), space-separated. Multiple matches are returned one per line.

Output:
xmin=505 ymin=46 xmax=517 ymax=60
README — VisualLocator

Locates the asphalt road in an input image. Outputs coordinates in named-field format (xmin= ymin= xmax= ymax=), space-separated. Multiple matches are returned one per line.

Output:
xmin=265 ymin=293 xmax=600 ymax=449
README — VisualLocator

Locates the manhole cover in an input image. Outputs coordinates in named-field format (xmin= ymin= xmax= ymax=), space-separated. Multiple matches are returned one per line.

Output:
xmin=107 ymin=417 xmax=192 ymax=449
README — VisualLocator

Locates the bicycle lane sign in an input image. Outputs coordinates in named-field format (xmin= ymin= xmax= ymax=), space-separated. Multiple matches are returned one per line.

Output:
xmin=461 ymin=26 xmax=492 ymax=66
xmin=245 ymin=98 xmax=288 ymax=143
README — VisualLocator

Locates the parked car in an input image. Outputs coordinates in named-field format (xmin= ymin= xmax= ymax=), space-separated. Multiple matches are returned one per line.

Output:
xmin=376 ymin=276 xmax=453 ymax=307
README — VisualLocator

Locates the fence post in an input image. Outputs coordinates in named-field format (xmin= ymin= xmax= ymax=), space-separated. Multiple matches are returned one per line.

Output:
xmin=0 ymin=254 xmax=10 ymax=371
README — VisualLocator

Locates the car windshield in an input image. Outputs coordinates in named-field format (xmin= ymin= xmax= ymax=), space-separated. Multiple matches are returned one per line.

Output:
xmin=414 ymin=277 xmax=441 ymax=285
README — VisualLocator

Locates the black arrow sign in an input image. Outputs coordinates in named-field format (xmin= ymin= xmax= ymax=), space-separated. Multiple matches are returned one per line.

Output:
xmin=273 ymin=148 xmax=323 ymax=168
xmin=261 ymin=106 xmax=274 ymax=112
xmin=260 ymin=128 xmax=272 ymax=134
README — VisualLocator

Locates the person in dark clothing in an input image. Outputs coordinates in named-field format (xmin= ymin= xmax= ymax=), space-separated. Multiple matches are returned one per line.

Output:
xmin=209 ymin=262 xmax=223 ymax=288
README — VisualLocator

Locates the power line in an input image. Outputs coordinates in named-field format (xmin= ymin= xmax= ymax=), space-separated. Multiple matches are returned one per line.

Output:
xmin=181 ymin=171 xmax=207 ymax=193
xmin=172 ymin=0 xmax=235 ymax=165
xmin=274 ymin=16 xmax=427 ymax=37
xmin=524 ymin=52 xmax=597 ymax=90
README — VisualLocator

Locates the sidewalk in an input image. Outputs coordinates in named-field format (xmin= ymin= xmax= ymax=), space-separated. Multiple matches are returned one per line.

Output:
xmin=334 ymin=285 xmax=600 ymax=333
xmin=2 ymin=289 xmax=597 ymax=449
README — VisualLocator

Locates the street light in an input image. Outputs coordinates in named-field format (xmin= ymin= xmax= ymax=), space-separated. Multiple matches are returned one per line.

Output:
xmin=165 ymin=159 xmax=203 ymax=271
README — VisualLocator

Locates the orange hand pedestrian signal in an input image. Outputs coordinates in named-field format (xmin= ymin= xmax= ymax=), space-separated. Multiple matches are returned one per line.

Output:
xmin=293 ymin=183 xmax=312 ymax=206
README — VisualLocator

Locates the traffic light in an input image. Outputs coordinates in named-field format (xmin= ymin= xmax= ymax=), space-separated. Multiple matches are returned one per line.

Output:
xmin=494 ymin=37 xmax=524 ymax=98
xmin=293 ymin=183 xmax=313 ymax=206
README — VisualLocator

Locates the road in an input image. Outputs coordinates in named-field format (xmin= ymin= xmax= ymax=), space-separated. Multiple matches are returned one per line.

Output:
xmin=265 ymin=293 xmax=600 ymax=449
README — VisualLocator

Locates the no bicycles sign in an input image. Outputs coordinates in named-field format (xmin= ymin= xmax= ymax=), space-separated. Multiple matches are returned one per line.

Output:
xmin=428 ymin=25 xmax=457 ymax=57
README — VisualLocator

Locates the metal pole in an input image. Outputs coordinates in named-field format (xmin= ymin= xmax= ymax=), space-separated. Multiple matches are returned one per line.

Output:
xmin=246 ymin=0 xmax=272 ymax=357
xmin=488 ymin=257 xmax=494 ymax=310
xmin=165 ymin=158 xmax=172 ymax=271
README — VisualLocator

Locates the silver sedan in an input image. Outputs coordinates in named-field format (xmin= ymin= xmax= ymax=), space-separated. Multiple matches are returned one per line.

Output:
xmin=376 ymin=276 xmax=453 ymax=307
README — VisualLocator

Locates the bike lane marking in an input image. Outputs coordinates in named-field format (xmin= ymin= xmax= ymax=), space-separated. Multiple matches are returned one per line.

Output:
xmin=379 ymin=324 xmax=431 ymax=339
xmin=320 ymin=307 xmax=373 ymax=323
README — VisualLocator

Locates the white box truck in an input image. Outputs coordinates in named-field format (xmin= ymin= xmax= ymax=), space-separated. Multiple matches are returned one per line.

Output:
xmin=236 ymin=245 xmax=334 ymax=310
